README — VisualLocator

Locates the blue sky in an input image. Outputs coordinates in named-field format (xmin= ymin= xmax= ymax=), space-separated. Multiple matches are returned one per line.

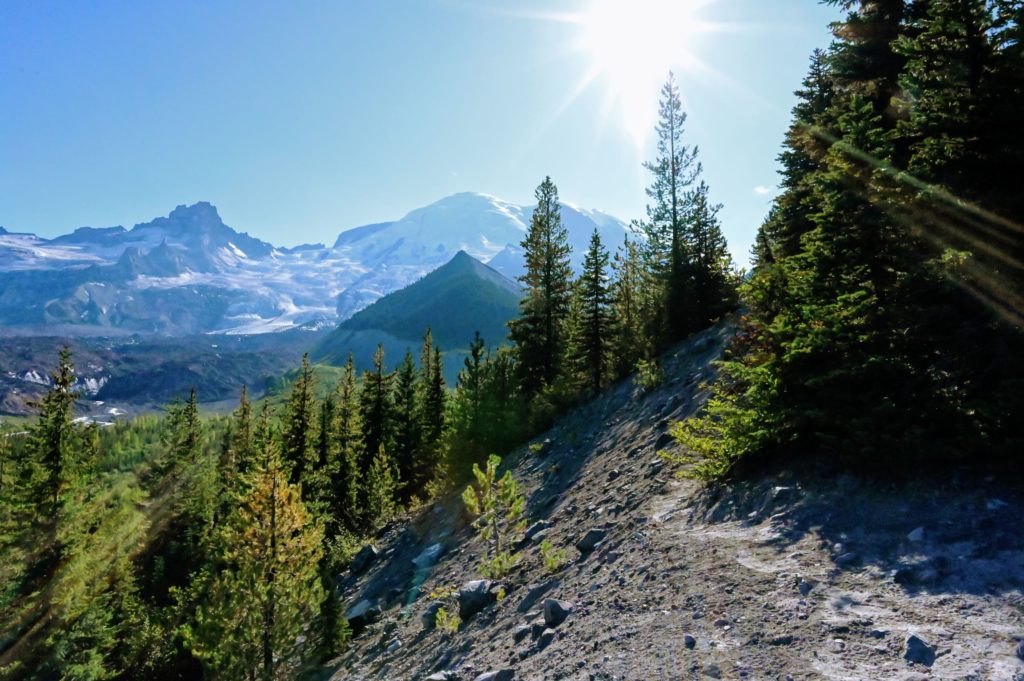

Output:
xmin=0 ymin=1 xmax=840 ymax=262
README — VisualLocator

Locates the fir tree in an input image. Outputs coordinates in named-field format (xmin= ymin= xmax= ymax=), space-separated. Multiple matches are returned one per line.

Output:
xmin=26 ymin=347 xmax=82 ymax=511
xmin=391 ymin=350 xmax=420 ymax=504
xmin=573 ymin=229 xmax=613 ymax=393
xmin=364 ymin=444 xmax=397 ymax=532
xmin=358 ymin=344 xmax=394 ymax=488
xmin=416 ymin=330 xmax=446 ymax=489
xmin=187 ymin=431 xmax=323 ymax=680
xmin=330 ymin=354 xmax=362 ymax=532
xmin=509 ymin=176 xmax=573 ymax=396
xmin=609 ymin=234 xmax=653 ymax=377
xmin=639 ymin=72 xmax=702 ymax=342
xmin=282 ymin=354 xmax=317 ymax=487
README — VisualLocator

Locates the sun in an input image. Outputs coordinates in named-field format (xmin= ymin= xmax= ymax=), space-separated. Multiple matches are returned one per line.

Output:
xmin=571 ymin=0 xmax=716 ymax=147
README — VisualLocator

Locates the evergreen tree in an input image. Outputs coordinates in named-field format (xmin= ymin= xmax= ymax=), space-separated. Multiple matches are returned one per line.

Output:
xmin=330 ymin=355 xmax=362 ymax=532
xmin=638 ymin=73 xmax=702 ymax=342
xmin=687 ymin=181 xmax=736 ymax=326
xmin=26 ymin=347 xmax=82 ymax=511
xmin=187 ymin=431 xmax=323 ymax=680
xmin=609 ymin=234 xmax=654 ymax=377
xmin=391 ymin=351 xmax=420 ymax=504
xmin=509 ymin=176 xmax=573 ymax=396
xmin=358 ymin=345 xmax=394 ymax=506
xmin=282 ymin=354 xmax=317 ymax=487
xmin=573 ymin=229 xmax=613 ymax=393
xmin=416 ymin=331 xmax=446 ymax=489
xmin=364 ymin=445 xmax=397 ymax=532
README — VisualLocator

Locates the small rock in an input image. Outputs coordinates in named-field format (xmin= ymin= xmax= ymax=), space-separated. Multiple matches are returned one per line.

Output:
xmin=345 ymin=599 xmax=381 ymax=632
xmin=907 ymin=527 xmax=925 ymax=542
xmin=542 ymin=598 xmax=574 ymax=628
xmin=530 ymin=620 xmax=546 ymax=639
xmin=458 ymin=580 xmax=500 ymax=621
xmin=386 ymin=638 xmax=402 ymax=653
xmin=412 ymin=543 xmax=443 ymax=569
xmin=986 ymin=498 xmax=1008 ymax=511
xmin=576 ymin=528 xmax=607 ymax=554
xmin=608 ymin=469 xmax=621 ymax=481
xmin=426 ymin=673 xmax=456 ymax=681
xmin=349 ymin=544 xmax=379 ymax=574
xmin=474 ymin=670 xmax=514 ymax=681
xmin=525 ymin=520 xmax=550 ymax=540
xmin=537 ymin=628 xmax=556 ymax=648
xmin=1016 ymin=640 xmax=1024 ymax=660
xmin=869 ymin=629 xmax=888 ymax=639
xmin=798 ymin=578 xmax=815 ymax=596
xmin=513 ymin=624 xmax=531 ymax=643
xmin=684 ymin=634 xmax=696 ymax=649
xmin=835 ymin=552 xmax=859 ymax=567
xmin=703 ymin=663 xmax=722 ymax=679
xmin=421 ymin=601 xmax=443 ymax=631
xmin=770 ymin=635 xmax=794 ymax=646
xmin=903 ymin=634 xmax=936 ymax=666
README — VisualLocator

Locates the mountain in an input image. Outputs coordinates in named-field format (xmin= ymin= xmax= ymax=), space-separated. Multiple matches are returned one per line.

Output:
xmin=0 ymin=193 xmax=627 ymax=337
xmin=311 ymin=251 xmax=520 ymax=380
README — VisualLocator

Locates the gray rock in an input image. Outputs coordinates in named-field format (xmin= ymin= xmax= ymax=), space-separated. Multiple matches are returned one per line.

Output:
xmin=903 ymin=634 xmax=936 ymax=666
xmin=412 ymin=543 xmax=443 ymax=569
xmin=537 ymin=628 xmax=556 ymax=648
xmin=458 ymin=579 xmax=499 ymax=621
xmin=525 ymin=520 xmax=550 ymax=540
xmin=386 ymin=637 xmax=402 ymax=653
xmin=426 ymin=673 xmax=457 ymax=681
xmin=835 ymin=552 xmax=859 ymax=567
xmin=474 ymin=671 xmax=514 ymax=681
xmin=517 ymin=582 xmax=555 ymax=614
xmin=513 ymin=624 xmax=531 ymax=643
xmin=684 ymin=633 xmax=696 ymax=649
xmin=907 ymin=526 xmax=925 ymax=542
xmin=576 ymin=528 xmax=607 ymax=554
xmin=1016 ymin=640 xmax=1024 ymax=661
xmin=350 ymin=544 xmax=379 ymax=574
xmin=345 ymin=598 xmax=381 ymax=631
xmin=542 ymin=598 xmax=574 ymax=628
xmin=769 ymin=635 xmax=794 ymax=646
xmin=798 ymin=578 xmax=815 ymax=596
xmin=421 ymin=600 xmax=444 ymax=631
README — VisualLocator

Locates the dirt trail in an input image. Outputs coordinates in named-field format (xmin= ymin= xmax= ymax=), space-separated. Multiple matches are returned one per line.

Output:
xmin=324 ymin=318 xmax=1024 ymax=681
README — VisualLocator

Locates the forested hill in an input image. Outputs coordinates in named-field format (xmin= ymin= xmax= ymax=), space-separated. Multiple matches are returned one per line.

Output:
xmin=311 ymin=251 xmax=521 ymax=380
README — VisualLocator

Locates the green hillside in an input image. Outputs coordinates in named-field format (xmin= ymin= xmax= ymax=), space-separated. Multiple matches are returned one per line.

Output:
xmin=311 ymin=251 xmax=520 ymax=376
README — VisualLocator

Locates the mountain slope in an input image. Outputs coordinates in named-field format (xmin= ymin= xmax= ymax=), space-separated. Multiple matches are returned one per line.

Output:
xmin=311 ymin=251 xmax=519 ymax=375
xmin=322 ymin=318 xmax=1024 ymax=680
xmin=0 ymin=194 xmax=627 ymax=336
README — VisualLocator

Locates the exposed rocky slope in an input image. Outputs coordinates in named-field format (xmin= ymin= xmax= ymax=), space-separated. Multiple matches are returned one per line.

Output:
xmin=323 ymin=319 xmax=1024 ymax=681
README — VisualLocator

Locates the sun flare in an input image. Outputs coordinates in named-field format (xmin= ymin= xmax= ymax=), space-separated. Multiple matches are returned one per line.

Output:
xmin=572 ymin=0 xmax=716 ymax=147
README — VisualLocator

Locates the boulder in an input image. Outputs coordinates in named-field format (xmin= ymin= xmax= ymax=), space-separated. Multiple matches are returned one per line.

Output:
xmin=458 ymin=580 xmax=499 ymax=621
xmin=525 ymin=520 xmax=550 ymax=540
xmin=513 ymin=624 xmax=531 ymax=643
xmin=903 ymin=634 xmax=936 ymax=666
xmin=1016 ymin=640 xmax=1024 ymax=661
xmin=684 ymin=633 xmax=696 ymax=649
xmin=346 ymin=599 xmax=381 ymax=632
xmin=576 ymin=528 xmax=607 ymax=554
xmin=542 ymin=598 xmax=574 ymax=628
xmin=907 ymin=527 xmax=925 ymax=542
xmin=426 ymin=673 xmax=457 ymax=681
xmin=537 ymin=628 xmax=556 ymax=648
xmin=350 ymin=544 xmax=379 ymax=574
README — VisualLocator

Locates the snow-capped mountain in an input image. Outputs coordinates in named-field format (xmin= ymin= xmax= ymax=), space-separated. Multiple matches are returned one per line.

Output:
xmin=0 ymin=193 xmax=629 ymax=336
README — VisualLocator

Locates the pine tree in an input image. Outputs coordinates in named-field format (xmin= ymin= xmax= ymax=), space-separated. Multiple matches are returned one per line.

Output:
xmin=687 ymin=181 xmax=736 ymax=327
xmin=26 ymin=347 xmax=82 ymax=511
xmin=187 ymin=431 xmax=324 ymax=680
xmin=330 ymin=354 xmax=362 ymax=532
xmin=391 ymin=350 xmax=420 ymax=504
xmin=416 ymin=331 xmax=446 ymax=489
xmin=282 ymin=354 xmax=317 ymax=487
xmin=364 ymin=445 xmax=397 ymax=532
xmin=358 ymin=345 xmax=394 ymax=483
xmin=509 ymin=176 xmax=573 ymax=396
xmin=609 ymin=234 xmax=654 ymax=377
xmin=573 ymin=229 xmax=613 ymax=393
xmin=639 ymin=73 xmax=702 ymax=342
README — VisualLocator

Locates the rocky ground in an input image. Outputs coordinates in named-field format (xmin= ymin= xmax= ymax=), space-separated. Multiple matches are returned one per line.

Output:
xmin=320 ymin=319 xmax=1024 ymax=681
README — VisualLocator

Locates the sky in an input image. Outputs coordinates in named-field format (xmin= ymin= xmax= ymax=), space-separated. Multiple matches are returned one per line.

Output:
xmin=0 ymin=0 xmax=841 ymax=263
